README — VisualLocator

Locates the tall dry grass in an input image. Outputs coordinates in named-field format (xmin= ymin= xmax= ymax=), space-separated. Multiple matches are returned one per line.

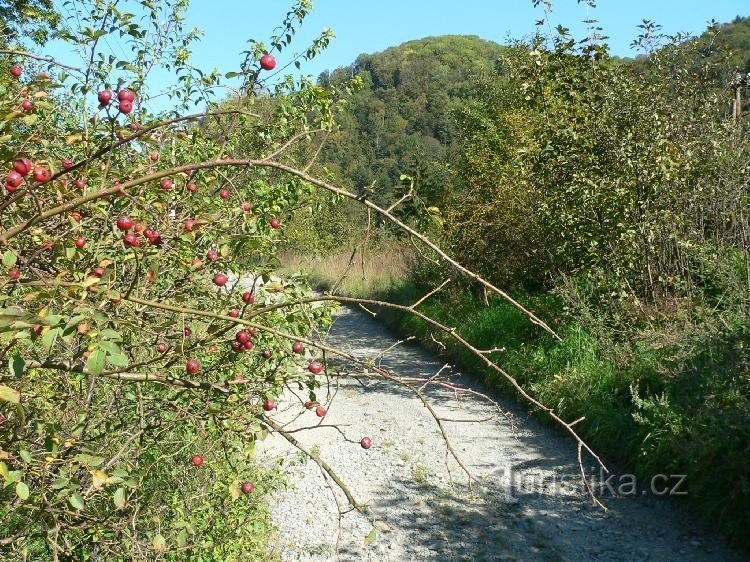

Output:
xmin=279 ymin=240 xmax=411 ymax=297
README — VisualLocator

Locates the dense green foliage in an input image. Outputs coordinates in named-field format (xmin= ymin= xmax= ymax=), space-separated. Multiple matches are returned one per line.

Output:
xmin=288 ymin=12 xmax=750 ymax=552
xmin=0 ymin=1 xmax=345 ymax=560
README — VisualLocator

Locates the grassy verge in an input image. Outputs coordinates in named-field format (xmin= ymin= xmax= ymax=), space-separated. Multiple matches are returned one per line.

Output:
xmin=279 ymin=240 xmax=410 ymax=297
xmin=375 ymin=281 xmax=750 ymax=550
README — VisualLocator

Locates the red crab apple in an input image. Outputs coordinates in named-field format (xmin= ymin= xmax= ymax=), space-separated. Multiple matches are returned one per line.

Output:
xmin=263 ymin=399 xmax=276 ymax=412
xmin=160 ymin=178 xmax=173 ymax=190
xmin=241 ymin=202 xmax=251 ymax=212
xmin=74 ymin=236 xmax=86 ymax=248
xmin=269 ymin=217 xmax=281 ymax=229
xmin=219 ymin=188 xmax=229 ymax=199
xmin=0 ymin=413 xmax=5 ymax=425
xmin=9 ymin=268 xmax=21 ymax=281
xmin=156 ymin=343 xmax=167 ymax=353
xmin=228 ymin=309 xmax=240 ymax=318
xmin=186 ymin=359 xmax=200 ymax=374
xmin=117 ymin=216 xmax=134 ymax=231
xmin=308 ymin=360 xmax=324 ymax=374
xmin=315 ymin=405 xmax=327 ymax=418
xmin=241 ymin=481 xmax=255 ymax=494
xmin=259 ymin=53 xmax=276 ymax=70
xmin=184 ymin=220 xmax=196 ymax=232
xmin=191 ymin=257 xmax=202 ymax=268
xmin=213 ymin=272 xmax=228 ymax=287
xmin=123 ymin=233 xmax=140 ymax=247
xmin=98 ymin=90 xmax=112 ymax=105
xmin=9 ymin=65 xmax=22 ymax=78
xmin=70 ymin=211 xmax=82 ymax=222
xmin=242 ymin=291 xmax=255 ymax=304
xmin=33 ymin=167 xmax=51 ymax=183
xmin=20 ymin=99 xmax=33 ymax=111
xmin=130 ymin=123 xmax=139 ymax=131
xmin=149 ymin=152 xmax=159 ymax=162
xmin=190 ymin=454 xmax=204 ymax=467
xmin=93 ymin=267 xmax=105 ymax=277
xmin=41 ymin=240 xmax=53 ymax=250
xmin=145 ymin=270 xmax=156 ymax=283
xmin=117 ymin=88 xmax=135 ymax=103
xmin=360 ymin=437 xmax=373 ymax=449
xmin=118 ymin=100 xmax=133 ymax=114
xmin=243 ymin=341 xmax=254 ymax=351
xmin=236 ymin=330 xmax=251 ymax=344
xmin=75 ymin=178 xmax=86 ymax=189
xmin=61 ymin=159 xmax=73 ymax=169
xmin=184 ymin=326 xmax=192 ymax=337
xmin=206 ymin=249 xmax=218 ymax=262
xmin=262 ymin=348 xmax=272 ymax=359
xmin=208 ymin=344 xmax=218 ymax=353
xmin=133 ymin=223 xmax=145 ymax=233
xmin=231 ymin=341 xmax=244 ymax=353
xmin=144 ymin=228 xmax=156 ymax=240
xmin=187 ymin=182 xmax=197 ymax=193
xmin=6 ymin=171 xmax=23 ymax=189
xmin=292 ymin=341 xmax=304 ymax=354
xmin=13 ymin=158 xmax=32 ymax=176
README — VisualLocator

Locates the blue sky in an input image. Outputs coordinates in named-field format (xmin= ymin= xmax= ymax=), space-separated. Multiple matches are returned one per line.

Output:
xmin=45 ymin=0 xmax=748 ymax=112
xmin=178 ymin=0 xmax=748 ymax=75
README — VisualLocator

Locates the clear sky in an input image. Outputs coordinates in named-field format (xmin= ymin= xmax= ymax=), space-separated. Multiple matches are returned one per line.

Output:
xmin=46 ymin=0 xmax=748 ymax=112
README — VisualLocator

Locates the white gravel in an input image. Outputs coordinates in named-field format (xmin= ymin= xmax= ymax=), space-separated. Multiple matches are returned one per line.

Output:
xmin=258 ymin=306 xmax=746 ymax=561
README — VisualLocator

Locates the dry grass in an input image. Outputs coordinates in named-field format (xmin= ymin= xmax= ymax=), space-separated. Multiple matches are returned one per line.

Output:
xmin=279 ymin=241 xmax=411 ymax=297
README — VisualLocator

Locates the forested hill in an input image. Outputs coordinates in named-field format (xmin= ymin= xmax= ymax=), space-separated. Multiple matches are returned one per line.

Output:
xmin=312 ymin=18 xmax=750 ymax=211
xmin=316 ymin=35 xmax=505 ymax=208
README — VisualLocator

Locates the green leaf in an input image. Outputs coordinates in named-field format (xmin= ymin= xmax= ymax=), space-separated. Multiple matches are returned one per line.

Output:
xmin=0 ymin=385 xmax=20 ymax=403
xmin=86 ymin=348 xmax=106 ymax=375
xmin=8 ymin=354 xmax=25 ymax=377
xmin=15 ymin=481 xmax=29 ymax=500
xmin=99 ymin=329 xmax=122 ymax=341
xmin=2 ymin=250 xmax=17 ymax=268
xmin=364 ymin=527 xmax=377 ymax=546
xmin=98 ymin=340 xmax=121 ymax=355
xmin=19 ymin=450 xmax=31 ymax=464
xmin=113 ymin=487 xmax=126 ymax=509
xmin=106 ymin=353 xmax=129 ymax=368
xmin=69 ymin=492 xmax=84 ymax=510
xmin=74 ymin=454 xmax=105 ymax=467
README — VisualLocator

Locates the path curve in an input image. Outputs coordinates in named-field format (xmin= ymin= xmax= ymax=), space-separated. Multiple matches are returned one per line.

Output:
xmin=259 ymin=306 xmax=744 ymax=561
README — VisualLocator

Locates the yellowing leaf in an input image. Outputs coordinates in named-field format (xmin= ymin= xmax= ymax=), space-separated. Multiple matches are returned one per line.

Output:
xmin=363 ymin=527 xmax=377 ymax=546
xmin=152 ymin=533 xmax=167 ymax=552
xmin=91 ymin=470 xmax=108 ymax=489
xmin=0 ymin=385 xmax=21 ymax=403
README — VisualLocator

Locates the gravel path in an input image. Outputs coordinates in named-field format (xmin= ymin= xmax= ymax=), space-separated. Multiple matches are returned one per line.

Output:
xmin=259 ymin=306 xmax=746 ymax=561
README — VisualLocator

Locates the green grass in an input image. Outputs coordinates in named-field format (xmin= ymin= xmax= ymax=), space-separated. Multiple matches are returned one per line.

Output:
xmin=375 ymin=281 xmax=750 ymax=551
